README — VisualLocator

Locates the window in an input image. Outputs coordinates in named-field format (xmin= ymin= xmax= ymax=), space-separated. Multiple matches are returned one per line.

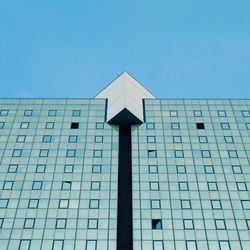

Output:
xmin=194 ymin=110 xmax=202 ymax=117
xmin=72 ymin=110 xmax=81 ymax=116
xmin=153 ymin=241 xmax=164 ymax=250
xmin=218 ymin=110 xmax=226 ymax=117
xmin=89 ymin=199 xmax=99 ymax=209
xmin=56 ymin=219 xmax=66 ymax=229
xmin=208 ymin=182 xmax=218 ymax=191
xmin=181 ymin=200 xmax=191 ymax=209
xmin=0 ymin=199 xmax=9 ymax=208
xmin=45 ymin=122 xmax=54 ymax=129
xmin=148 ymin=150 xmax=157 ymax=158
xmin=228 ymin=150 xmax=238 ymax=158
xmin=32 ymin=181 xmax=42 ymax=190
xmin=146 ymin=122 xmax=155 ymax=130
xmin=12 ymin=149 xmax=22 ymax=157
xmin=39 ymin=149 xmax=49 ymax=157
xmin=232 ymin=165 xmax=242 ymax=174
xmin=170 ymin=110 xmax=178 ymax=117
xmin=96 ymin=122 xmax=104 ymax=129
xmin=236 ymin=182 xmax=247 ymax=191
xmin=0 ymin=218 xmax=3 ymax=229
xmin=147 ymin=136 xmax=156 ymax=143
xmin=173 ymin=136 xmax=182 ymax=143
xmin=59 ymin=199 xmax=69 ymax=209
xmin=204 ymin=165 xmax=214 ymax=174
xmin=8 ymin=164 xmax=18 ymax=173
xmin=215 ymin=219 xmax=226 ymax=230
xmin=179 ymin=182 xmax=189 ymax=191
xmin=152 ymin=219 xmax=162 ymax=229
xmin=224 ymin=136 xmax=234 ymax=143
xmin=28 ymin=199 xmax=39 ymax=208
xmin=0 ymin=122 xmax=4 ymax=128
xmin=201 ymin=150 xmax=211 ymax=158
xmin=71 ymin=122 xmax=79 ymax=129
xmin=88 ymin=219 xmax=98 ymax=229
xmin=0 ymin=109 xmax=8 ymax=116
xmin=183 ymin=219 xmax=194 ymax=229
xmin=91 ymin=181 xmax=100 ymax=190
xmin=211 ymin=200 xmax=222 ymax=210
xmin=175 ymin=150 xmax=184 ymax=158
xmin=93 ymin=150 xmax=102 ymax=158
xmin=24 ymin=110 xmax=33 ymax=116
xmin=186 ymin=241 xmax=197 ymax=250
xmin=219 ymin=241 xmax=230 ymax=250
xmin=48 ymin=110 xmax=57 ymax=116
xmin=148 ymin=165 xmax=158 ymax=174
xmin=196 ymin=123 xmax=205 ymax=129
xmin=92 ymin=165 xmax=101 ymax=173
xmin=24 ymin=218 xmax=35 ymax=229
xmin=68 ymin=135 xmax=78 ymax=143
xmin=151 ymin=200 xmax=161 ymax=209
xmin=16 ymin=135 xmax=26 ymax=142
xmin=19 ymin=240 xmax=31 ymax=250
xmin=171 ymin=122 xmax=180 ymax=130
xmin=36 ymin=164 xmax=46 ymax=173
xmin=242 ymin=111 xmax=250 ymax=117
xmin=241 ymin=200 xmax=250 ymax=210
xmin=20 ymin=122 xmax=29 ymax=129
xmin=66 ymin=149 xmax=75 ymax=157
xmin=94 ymin=136 xmax=103 ymax=143
xmin=176 ymin=165 xmax=186 ymax=174
xmin=198 ymin=136 xmax=208 ymax=143
xmin=3 ymin=181 xmax=13 ymax=190
xmin=42 ymin=135 xmax=52 ymax=143
xmin=86 ymin=241 xmax=97 ymax=250
xmin=221 ymin=123 xmax=230 ymax=130
xmin=149 ymin=182 xmax=159 ymax=191
xmin=64 ymin=165 xmax=74 ymax=173
xmin=246 ymin=220 xmax=250 ymax=230
xmin=61 ymin=181 xmax=71 ymax=190
xmin=246 ymin=123 xmax=250 ymax=130
xmin=52 ymin=240 xmax=64 ymax=250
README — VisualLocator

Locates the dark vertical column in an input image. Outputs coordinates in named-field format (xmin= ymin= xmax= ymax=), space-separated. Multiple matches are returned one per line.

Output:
xmin=117 ymin=124 xmax=133 ymax=250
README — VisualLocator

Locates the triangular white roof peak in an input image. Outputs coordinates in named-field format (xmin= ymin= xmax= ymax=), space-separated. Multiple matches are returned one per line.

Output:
xmin=95 ymin=72 xmax=155 ymax=123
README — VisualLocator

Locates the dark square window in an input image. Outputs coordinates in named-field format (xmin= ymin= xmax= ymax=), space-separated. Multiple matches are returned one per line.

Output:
xmin=186 ymin=241 xmax=197 ymax=250
xmin=96 ymin=122 xmax=104 ymax=129
xmin=236 ymin=182 xmax=247 ymax=191
xmin=61 ymin=181 xmax=71 ymax=190
xmin=194 ymin=110 xmax=202 ymax=117
xmin=196 ymin=123 xmax=205 ymax=129
xmin=179 ymin=182 xmax=189 ymax=191
xmin=66 ymin=149 xmax=76 ymax=157
xmin=183 ymin=219 xmax=194 ymax=229
xmin=232 ymin=165 xmax=242 ymax=174
xmin=89 ymin=199 xmax=99 ymax=209
xmin=72 ymin=110 xmax=81 ymax=116
xmin=28 ymin=199 xmax=39 ymax=208
xmin=64 ymin=165 xmax=74 ymax=173
xmin=92 ymin=165 xmax=101 ymax=173
xmin=151 ymin=200 xmax=161 ymax=209
xmin=170 ymin=110 xmax=178 ymax=117
xmin=59 ymin=199 xmax=69 ymax=209
xmin=8 ymin=164 xmax=18 ymax=173
xmin=39 ymin=149 xmax=49 ymax=157
xmin=93 ymin=150 xmax=102 ymax=158
xmin=246 ymin=220 xmax=250 ymax=230
xmin=43 ymin=135 xmax=52 ymax=143
xmin=52 ymin=240 xmax=64 ymax=250
xmin=175 ymin=150 xmax=184 ymax=158
xmin=201 ymin=150 xmax=211 ymax=158
xmin=24 ymin=110 xmax=33 ymax=116
xmin=218 ymin=110 xmax=227 ymax=117
xmin=246 ymin=123 xmax=250 ymax=130
xmin=19 ymin=240 xmax=31 ymax=250
xmin=48 ymin=110 xmax=57 ymax=116
xmin=45 ymin=122 xmax=54 ymax=129
xmin=146 ymin=123 xmax=155 ymax=130
xmin=91 ymin=181 xmax=100 ymax=190
xmin=86 ymin=241 xmax=97 ymax=250
xmin=16 ymin=135 xmax=26 ymax=143
xmin=56 ymin=219 xmax=67 ymax=229
xmin=204 ymin=165 xmax=214 ymax=174
xmin=148 ymin=150 xmax=157 ymax=158
xmin=152 ymin=219 xmax=162 ymax=230
xmin=0 ymin=199 xmax=9 ymax=208
xmin=181 ymin=200 xmax=191 ymax=209
xmin=198 ymin=136 xmax=208 ymax=143
xmin=68 ymin=135 xmax=77 ymax=143
xmin=242 ymin=200 xmax=250 ymax=210
xmin=0 ymin=122 xmax=5 ymax=129
xmin=24 ymin=218 xmax=35 ymax=229
xmin=0 ymin=218 xmax=3 ymax=229
xmin=94 ymin=136 xmax=103 ymax=143
xmin=32 ymin=181 xmax=42 ymax=190
xmin=12 ymin=149 xmax=22 ymax=157
xmin=173 ymin=136 xmax=182 ymax=143
xmin=20 ymin=122 xmax=29 ymax=129
xmin=211 ymin=200 xmax=222 ymax=210
xmin=3 ymin=181 xmax=13 ymax=190
xmin=148 ymin=165 xmax=158 ymax=174
xmin=224 ymin=136 xmax=234 ymax=143
xmin=215 ymin=219 xmax=226 ymax=230
xmin=176 ymin=165 xmax=186 ymax=174
xmin=36 ymin=165 xmax=46 ymax=173
xmin=147 ymin=136 xmax=156 ymax=143
xmin=0 ymin=109 xmax=8 ymax=116
xmin=228 ymin=150 xmax=238 ymax=158
xmin=71 ymin=122 xmax=79 ymax=129
xmin=208 ymin=182 xmax=218 ymax=191
xmin=221 ymin=123 xmax=230 ymax=130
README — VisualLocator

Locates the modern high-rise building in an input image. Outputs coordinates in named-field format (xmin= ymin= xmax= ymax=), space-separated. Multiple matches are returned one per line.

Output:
xmin=0 ymin=72 xmax=250 ymax=250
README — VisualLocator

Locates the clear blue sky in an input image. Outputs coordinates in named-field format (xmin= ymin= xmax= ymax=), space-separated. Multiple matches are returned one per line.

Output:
xmin=0 ymin=0 xmax=250 ymax=98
